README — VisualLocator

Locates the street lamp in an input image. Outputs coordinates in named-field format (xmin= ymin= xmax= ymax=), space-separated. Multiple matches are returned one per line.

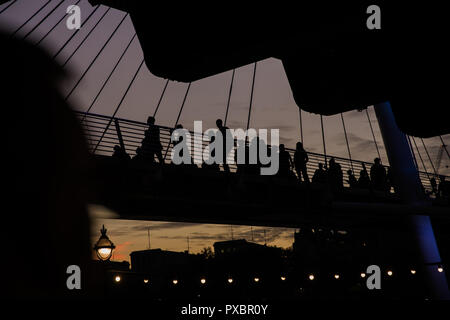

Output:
xmin=93 ymin=225 xmax=115 ymax=261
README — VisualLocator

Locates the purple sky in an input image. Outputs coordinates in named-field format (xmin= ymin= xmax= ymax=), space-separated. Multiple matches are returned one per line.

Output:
xmin=2 ymin=0 xmax=449 ymax=261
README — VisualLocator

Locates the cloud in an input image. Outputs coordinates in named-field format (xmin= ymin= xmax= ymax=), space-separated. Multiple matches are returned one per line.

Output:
xmin=113 ymin=241 xmax=133 ymax=261
xmin=147 ymin=226 xmax=295 ymax=247
xmin=130 ymin=222 xmax=204 ymax=232
xmin=344 ymin=133 xmax=385 ymax=156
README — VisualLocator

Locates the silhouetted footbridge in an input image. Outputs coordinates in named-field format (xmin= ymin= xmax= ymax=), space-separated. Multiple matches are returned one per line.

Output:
xmin=78 ymin=111 xmax=450 ymax=229
xmin=3 ymin=0 xmax=448 ymax=230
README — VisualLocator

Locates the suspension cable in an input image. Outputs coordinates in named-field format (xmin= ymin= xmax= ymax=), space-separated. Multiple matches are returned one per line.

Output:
xmin=174 ymin=82 xmax=192 ymax=127
xmin=246 ymin=62 xmax=257 ymax=131
xmin=439 ymin=135 xmax=450 ymax=159
xmin=163 ymin=82 xmax=192 ymax=160
xmin=420 ymin=138 xmax=437 ymax=176
xmin=411 ymin=136 xmax=430 ymax=180
xmin=320 ymin=115 xmax=327 ymax=166
xmin=65 ymin=12 xmax=128 ymax=101
xmin=10 ymin=0 xmax=52 ymax=38
xmin=22 ymin=0 xmax=66 ymax=40
xmin=52 ymin=5 xmax=100 ymax=58
xmin=299 ymin=108 xmax=303 ymax=144
xmin=0 ymin=0 xmax=17 ymax=16
xmin=224 ymin=69 xmax=235 ymax=126
xmin=340 ymin=113 xmax=354 ymax=172
xmin=153 ymin=79 xmax=170 ymax=117
xmin=35 ymin=0 xmax=83 ymax=47
xmin=365 ymin=108 xmax=381 ymax=160
xmin=94 ymin=59 xmax=145 ymax=152
xmin=61 ymin=7 xmax=111 ymax=67
xmin=82 ymin=33 xmax=137 ymax=119
xmin=407 ymin=135 xmax=419 ymax=169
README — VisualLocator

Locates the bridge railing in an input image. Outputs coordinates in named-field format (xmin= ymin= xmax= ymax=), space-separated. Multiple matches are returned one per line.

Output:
xmin=76 ymin=111 xmax=440 ymax=193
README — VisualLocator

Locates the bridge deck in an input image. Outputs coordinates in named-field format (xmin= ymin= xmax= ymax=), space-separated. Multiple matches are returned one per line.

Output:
xmin=78 ymin=111 xmax=449 ymax=228
xmin=88 ymin=154 xmax=450 ymax=229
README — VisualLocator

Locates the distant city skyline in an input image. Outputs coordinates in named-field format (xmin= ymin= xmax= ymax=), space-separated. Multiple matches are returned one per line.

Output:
xmin=91 ymin=213 xmax=297 ymax=263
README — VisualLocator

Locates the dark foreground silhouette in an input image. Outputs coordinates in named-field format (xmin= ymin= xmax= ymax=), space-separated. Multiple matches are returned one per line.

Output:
xmin=2 ymin=33 xmax=93 ymax=298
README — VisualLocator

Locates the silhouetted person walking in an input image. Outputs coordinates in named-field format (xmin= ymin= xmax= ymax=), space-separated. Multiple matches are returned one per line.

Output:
xmin=202 ymin=135 xmax=220 ymax=172
xmin=328 ymin=157 xmax=343 ymax=190
xmin=386 ymin=167 xmax=397 ymax=194
xmin=438 ymin=175 xmax=450 ymax=199
xmin=312 ymin=163 xmax=327 ymax=184
xmin=112 ymin=145 xmax=130 ymax=161
xmin=171 ymin=124 xmax=193 ymax=165
xmin=216 ymin=119 xmax=232 ymax=173
xmin=294 ymin=142 xmax=309 ymax=183
xmin=132 ymin=147 xmax=144 ymax=162
xmin=430 ymin=177 xmax=438 ymax=196
xmin=347 ymin=169 xmax=358 ymax=188
xmin=235 ymin=139 xmax=248 ymax=174
xmin=358 ymin=163 xmax=371 ymax=189
xmin=278 ymin=144 xmax=293 ymax=177
xmin=142 ymin=116 xmax=163 ymax=164
xmin=370 ymin=158 xmax=386 ymax=191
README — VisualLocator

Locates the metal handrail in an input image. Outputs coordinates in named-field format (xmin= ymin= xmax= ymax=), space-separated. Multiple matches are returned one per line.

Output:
xmin=75 ymin=111 xmax=444 ymax=194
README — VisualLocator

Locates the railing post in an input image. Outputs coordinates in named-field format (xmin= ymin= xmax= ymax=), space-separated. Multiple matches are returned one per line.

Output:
xmin=114 ymin=119 xmax=126 ymax=151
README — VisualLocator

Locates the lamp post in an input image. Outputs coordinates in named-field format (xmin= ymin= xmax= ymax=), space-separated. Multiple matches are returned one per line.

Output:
xmin=93 ymin=225 xmax=115 ymax=261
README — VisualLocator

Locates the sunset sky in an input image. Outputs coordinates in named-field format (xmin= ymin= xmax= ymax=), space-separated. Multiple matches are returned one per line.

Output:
xmin=2 ymin=0 xmax=449 ymax=263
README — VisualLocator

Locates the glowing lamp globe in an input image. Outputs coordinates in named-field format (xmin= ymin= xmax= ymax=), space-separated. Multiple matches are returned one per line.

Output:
xmin=93 ymin=225 xmax=116 ymax=261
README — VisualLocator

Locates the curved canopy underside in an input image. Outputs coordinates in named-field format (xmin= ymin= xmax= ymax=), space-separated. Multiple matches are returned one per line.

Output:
xmin=31 ymin=1 xmax=446 ymax=137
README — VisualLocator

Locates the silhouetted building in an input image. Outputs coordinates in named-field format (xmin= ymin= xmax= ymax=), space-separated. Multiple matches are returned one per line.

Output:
xmin=93 ymin=259 xmax=130 ymax=272
xmin=213 ymin=239 xmax=284 ymax=278
xmin=131 ymin=248 xmax=198 ymax=274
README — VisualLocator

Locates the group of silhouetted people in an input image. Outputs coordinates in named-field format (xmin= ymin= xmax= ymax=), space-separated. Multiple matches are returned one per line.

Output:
xmin=111 ymin=118 xmax=448 ymax=199
xmin=112 ymin=116 xmax=165 ymax=164
xmin=278 ymin=142 xmax=309 ymax=183
xmin=310 ymin=157 xmax=343 ymax=190
xmin=348 ymin=158 xmax=393 ymax=192
xmin=307 ymin=157 xmax=396 ymax=193
xmin=111 ymin=115 xmax=391 ymax=192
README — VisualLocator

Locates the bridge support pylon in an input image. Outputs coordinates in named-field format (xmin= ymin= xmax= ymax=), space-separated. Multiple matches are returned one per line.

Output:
xmin=374 ymin=102 xmax=450 ymax=299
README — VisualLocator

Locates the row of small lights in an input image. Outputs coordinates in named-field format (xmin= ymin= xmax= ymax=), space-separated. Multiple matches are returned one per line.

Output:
xmin=113 ymin=266 xmax=444 ymax=284
xmin=115 ymin=276 xmax=268 ymax=285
